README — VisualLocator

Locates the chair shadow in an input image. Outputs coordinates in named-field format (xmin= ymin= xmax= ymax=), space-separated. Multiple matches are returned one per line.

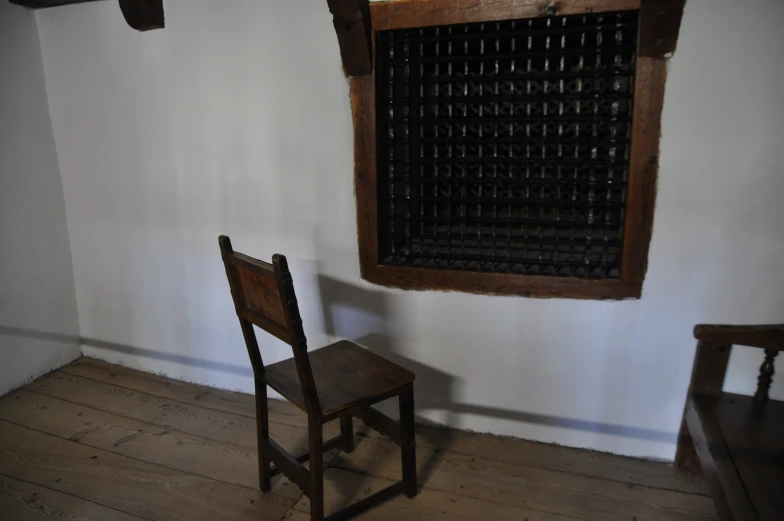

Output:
xmin=317 ymin=276 xmax=455 ymax=509
xmin=76 ymin=274 xmax=677 ymax=512
xmin=79 ymin=337 xmax=254 ymax=377
xmin=316 ymin=274 xmax=677 ymax=510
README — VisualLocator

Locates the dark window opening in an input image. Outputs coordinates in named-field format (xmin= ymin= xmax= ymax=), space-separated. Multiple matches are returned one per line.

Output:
xmin=375 ymin=10 xmax=639 ymax=279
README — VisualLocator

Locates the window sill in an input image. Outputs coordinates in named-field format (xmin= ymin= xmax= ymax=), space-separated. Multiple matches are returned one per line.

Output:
xmin=361 ymin=264 xmax=641 ymax=299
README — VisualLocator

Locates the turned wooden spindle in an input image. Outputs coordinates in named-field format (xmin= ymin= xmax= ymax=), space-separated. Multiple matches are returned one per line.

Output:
xmin=754 ymin=348 xmax=778 ymax=404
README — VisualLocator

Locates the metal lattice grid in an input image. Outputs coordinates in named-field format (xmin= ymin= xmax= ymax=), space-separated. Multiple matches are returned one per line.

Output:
xmin=376 ymin=10 xmax=639 ymax=278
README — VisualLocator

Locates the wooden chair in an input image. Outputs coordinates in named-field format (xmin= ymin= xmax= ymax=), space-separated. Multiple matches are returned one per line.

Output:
xmin=675 ymin=324 xmax=783 ymax=521
xmin=218 ymin=236 xmax=417 ymax=521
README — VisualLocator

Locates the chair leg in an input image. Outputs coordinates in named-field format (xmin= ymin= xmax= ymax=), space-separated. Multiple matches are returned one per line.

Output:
xmin=340 ymin=415 xmax=355 ymax=453
xmin=674 ymin=415 xmax=701 ymax=475
xmin=308 ymin=417 xmax=324 ymax=521
xmin=399 ymin=384 xmax=417 ymax=498
xmin=255 ymin=380 xmax=271 ymax=492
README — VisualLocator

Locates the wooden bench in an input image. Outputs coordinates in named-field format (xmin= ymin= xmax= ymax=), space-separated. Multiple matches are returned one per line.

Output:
xmin=675 ymin=324 xmax=783 ymax=521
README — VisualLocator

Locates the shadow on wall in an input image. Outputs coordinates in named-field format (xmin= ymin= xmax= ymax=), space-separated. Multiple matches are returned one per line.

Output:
xmin=74 ymin=272 xmax=678 ymax=499
xmin=0 ymin=325 xmax=80 ymax=347
xmin=317 ymin=274 xmax=677 ymax=500
xmin=80 ymin=336 xmax=253 ymax=378
xmin=317 ymin=275 xmax=676 ymax=445
xmin=78 ymin=275 xmax=675 ymax=447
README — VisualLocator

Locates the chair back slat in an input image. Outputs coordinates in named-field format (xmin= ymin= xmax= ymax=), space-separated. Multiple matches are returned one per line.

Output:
xmin=242 ymin=308 xmax=293 ymax=345
xmin=219 ymin=236 xmax=321 ymax=417
xmin=233 ymin=260 xmax=287 ymax=323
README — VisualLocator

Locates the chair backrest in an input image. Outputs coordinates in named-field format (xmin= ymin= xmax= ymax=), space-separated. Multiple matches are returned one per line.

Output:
xmin=218 ymin=235 xmax=320 ymax=415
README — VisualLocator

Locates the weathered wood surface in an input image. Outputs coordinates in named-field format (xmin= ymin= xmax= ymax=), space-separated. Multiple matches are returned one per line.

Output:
xmin=0 ymin=389 xmax=302 ymax=500
xmin=0 ymin=358 xmax=715 ymax=521
xmin=66 ymin=358 xmax=708 ymax=494
xmin=332 ymin=436 xmax=717 ymax=521
xmin=0 ymin=420 xmax=293 ymax=521
xmin=263 ymin=340 xmax=414 ymax=417
xmin=291 ymin=467 xmax=583 ymax=521
xmin=370 ymin=0 xmax=641 ymax=30
xmin=327 ymin=0 xmax=372 ymax=75
xmin=66 ymin=357 xmax=707 ymax=493
xmin=61 ymin=357 xmax=290 ymax=423
xmin=677 ymin=323 xmax=784 ymax=520
xmin=27 ymin=370 xmax=292 ymax=449
xmin=0 ymin=474 xmax=147 ymax=521
xmin=639 ymin=0 xmax=687 ymax=58
xmin=714 ymin=393 xmax=784 ymax=521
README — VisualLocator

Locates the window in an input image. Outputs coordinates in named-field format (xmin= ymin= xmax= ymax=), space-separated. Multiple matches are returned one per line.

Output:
xmin=353 ymin=0 xmax=682 ymax=299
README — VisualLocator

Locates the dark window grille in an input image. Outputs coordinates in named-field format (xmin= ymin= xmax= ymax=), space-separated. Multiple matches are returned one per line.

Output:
xmin=376 ymin=10 xmax=639 ymax=279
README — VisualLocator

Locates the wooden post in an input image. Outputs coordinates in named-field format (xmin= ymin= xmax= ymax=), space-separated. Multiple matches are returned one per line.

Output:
xmin=674 ymin=340 xmax=732 ymax=474
xmin=399 ymin=384 xmax=417 ymax=498
xmin=639 ymin=0 xmax=686 ymax=58
xmin=308 ymin=415 xmax=324 ymax=521
xmin=326 ymin=0 xmax=372 ymax=76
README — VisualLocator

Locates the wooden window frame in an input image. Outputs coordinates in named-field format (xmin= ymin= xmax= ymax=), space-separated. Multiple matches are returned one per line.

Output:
xmin=352 ymin=0 xmax=682 ymax=299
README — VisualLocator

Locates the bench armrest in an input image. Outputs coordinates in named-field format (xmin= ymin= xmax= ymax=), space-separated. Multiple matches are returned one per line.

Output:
xmin=694 ymin=324 xmax=784 ymax=351
xmin=677 ymin=323 xmax=781 ymax=474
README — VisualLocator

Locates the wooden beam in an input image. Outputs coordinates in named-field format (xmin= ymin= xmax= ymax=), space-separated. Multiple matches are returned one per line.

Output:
xmin=327 ymin=0 xmax=372 ymax=76
xmin=9 ymin=0 xmax=99 ymax=7
xmin=639 ymin=0 xmax=686 ymax=58
xmin=694 ymin=324 xmax=784 ymax=351
xmin=370 ymin=0 xmax=641 ymax=31
xmin=118 ymin=0 xmax=164 ymax=32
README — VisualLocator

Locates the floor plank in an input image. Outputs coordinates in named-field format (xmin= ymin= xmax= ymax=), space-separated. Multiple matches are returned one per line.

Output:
xmin=0 ymin=474 xmax=148 ymax=521
xmin=332 ymin=435 xmax=717 ymax=521
xmin=65 ymin=358 xmax=707 ymax=496
xmin=405 ymin=423 xmax=710 ymax=496
xmin=0 ymin=420 xmax=293 ymax=521
xmin=2 ymin=357 xmax=715 ymax=521
xmin=291 ymin=467 xmax=581 ymax=521
xmin=61 ymin=357 xmax=305 ymax=427
xmin=0 ymin=389 xmax=302 ymax=501
xmin=27 ymin=371 xmax=338 ymax=450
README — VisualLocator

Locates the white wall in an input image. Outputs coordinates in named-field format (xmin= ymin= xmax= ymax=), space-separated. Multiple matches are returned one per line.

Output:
xmin=0 ymin=2 xmax=80 ymax=395
xmin=35 ymin=0 xmax=784 ymax=460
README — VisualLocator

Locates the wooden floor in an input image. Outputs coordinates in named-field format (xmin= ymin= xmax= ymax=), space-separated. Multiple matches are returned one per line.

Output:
xmin=0 ymin=357 xmax=716 ymax=521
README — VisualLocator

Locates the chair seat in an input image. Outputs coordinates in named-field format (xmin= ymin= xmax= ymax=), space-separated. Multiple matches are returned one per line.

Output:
xmin=261 ymin=340 xmax=415 ymax=418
